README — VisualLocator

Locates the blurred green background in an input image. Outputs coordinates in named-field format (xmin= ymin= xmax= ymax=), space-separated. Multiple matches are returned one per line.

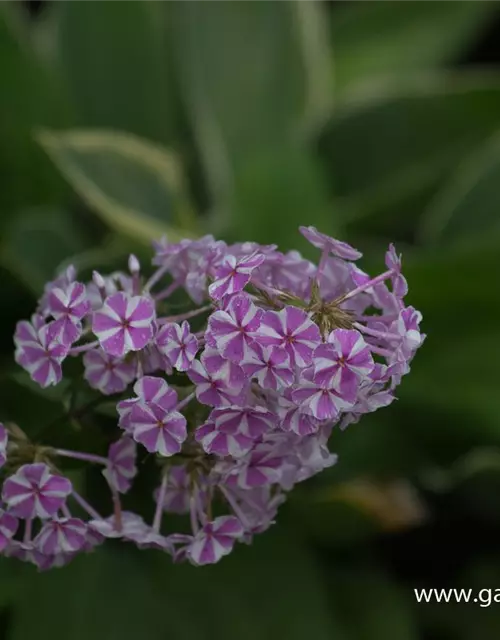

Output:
xmin=1 ymin=1 xmax=500 ymax=638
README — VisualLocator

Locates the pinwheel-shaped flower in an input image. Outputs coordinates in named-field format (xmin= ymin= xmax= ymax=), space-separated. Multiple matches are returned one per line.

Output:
xmin=188 ymin=359 xmax=245 ymax=407
xmin=2 ymin=464 xmax=72 ymax=519
xmin=92 ymin=292 xmax=155 ymax=357
xmin=257 ymin=306 xmax=320 ymax=367
xmin=187 ymin=516 xmax=243 ymax=565
xmin=156 ymin=320 xmax=198 ymax=371
xmin=313 ymin=328 xmax=374 ymax=392
xmin=292 ymin=368 xmax=356 ymax=421
xmin=195 ymin=405 xmax=273 ymax=458
xmin=208 ymin=251 xmax=264 ymax=300
xmin=208 ymin=294 xmax=262 ymax=362
xmin=125 ymin=378 xmax=187 ymax=456
xmin=83 ymin=348 xmax=137 ymax=395
xmin=47 ymin=281 xmax=90 ymax=346
xmin=34 ymin=518 xmax=87 ymax=555
xmin=14 ymin=320 xmax=68 ymax=388
xmin=243 ymin=343 xmax=294 ymax=391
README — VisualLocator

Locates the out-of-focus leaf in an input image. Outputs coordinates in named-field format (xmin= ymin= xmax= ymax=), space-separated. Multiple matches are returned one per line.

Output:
xmin=1 ymin=207 xmax=92 ymax=293
xmin=419 ymin=133 xmax=500 ymax=244
xmin=332 ymin=1 xmax=496 ymax=94
xmin=11 ymin=526 xmax=338 ymax=640
xmin=290 ymin=499 xmax=378 ymax=548
xmin=55 ymin=1 xmax=179 ymax=146
xmin=318 ymin=75 xmax=500 ymax=225
xmin=290 ymin=479 xmax=425 ymax=549
xmin=0 ymin=6 xmax=69 ymax=217
xmin=396 ymin=233 xmax=500 ymax=442
xmin=228 ymin=146 xmax=335 ymax=251
xmin=0 ymin=376 xmax=63 ymax=438
xmin=404 ymin=227 xmax=500 ymax=336
xmin=170 ymin=1 xmax=333 ymax=208
xmin=0 ymin=557 xmax=29 ymax=607
xmin=402 ymin=331 xmax=500 ymax=440
xmin=37 ymin=129 xmax=197 ymax=243
xmin=0 ymin=266 xmax=34 ymax=363
xmin=326 ymin=563 xmax=418 ymax=640
xmin=10 ymin=549 xmax=177 ymax=640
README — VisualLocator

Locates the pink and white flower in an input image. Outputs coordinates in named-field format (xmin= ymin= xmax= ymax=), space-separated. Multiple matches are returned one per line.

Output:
xmin=313 ymin=328 xmax=374 ymax=391
xmin=14 ymin=320 xmax=68 ymax=388
xmin=208 ymin=294 xmax=262 ymax=362
xmin=83 ymin=348 xmax=137 ymax=395
xmin=243 ymin=343 xmax=294 ymax=390
xmin=156 ymin=320 xmax=198 ymax=371
xmin=124 ymin=379 xmax=187 ymax=456
xmin=292 ymin=369 xmax=356 ymax=421
xmin=2 ymin=464 xmax=72 ymax=519
xmin=92 ymin=292 xmax=155 ymax=357
xmin=256 ymin=306 xmax=320 ymax=367
xmin=208 ymin=251 xmax=264 ymax=300
xmin=34 ymin=518 xmax=87 ymax=555
xmin=0 ymin=510 xmax=18 ymax=551
xmin=102 ymin=437 xmax=137 ymax=494
xmin=227 ymin=443 xmax=286 ymax=489
xmin=299 ymin=226 xmax=362 ymax=261
xmin=187 ymin=516 xmax=243 ymax=565
xmin=188 ymin=359 xmax=245 ymax=407
xmin=47 ymin=281 xmax=90 ymax=346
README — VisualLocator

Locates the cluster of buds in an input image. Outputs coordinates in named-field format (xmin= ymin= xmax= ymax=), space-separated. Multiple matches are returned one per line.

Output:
xmin=0 ymin=226 xmax=424 ymax=569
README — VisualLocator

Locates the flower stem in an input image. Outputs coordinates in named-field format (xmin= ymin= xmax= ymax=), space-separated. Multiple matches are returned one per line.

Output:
xmin=69 ymin=340 xmax=99 ymax=356
xmin=71 ymin=490 xmax=102 ymax=520
xmin=354 ymin=322 xmax=400 ymax=343
xmin=145 ymin=266 xmax=173 ymax=293
xmin=220 ymin=486 xmax=250 ymax=528
xmin=24 ymin=518 xmax=33 ymax=544
xmin=340 ymin=269 xmax=394 ymax=303
xmin=189 ymin=495 xmax=200 ymax=535
xmin=110 ymin=483 xmax=123 ymax=532
xmin=157 ymin=304 xmax=212 ymax=324
xmin=152 ymin=472 xmax=168 ymax=534
xmin=175 ymin=392 xmax=196 ymax=413
xmin=154 ymin=280 xmax=181 ymax=302
xmin=368 ymin=344 xmax=394 ymax=358
xmin=54 ymin=449 xmax=109 ymax=466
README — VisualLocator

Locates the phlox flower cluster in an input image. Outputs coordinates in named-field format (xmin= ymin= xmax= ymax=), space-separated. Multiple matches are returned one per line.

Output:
xmin=0 ymin=226 xmax=424 ymax=569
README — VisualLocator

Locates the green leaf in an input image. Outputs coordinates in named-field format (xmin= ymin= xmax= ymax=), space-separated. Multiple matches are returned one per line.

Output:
xmin=318 ymin=74 xmax=500 ymax=226
xmin=395 ymin=233 xmax=500 ymax=444
xmin=227 ymin=146 xmax=336 ymax=251
xmin=37 ymin=129 xmax=197 ymax=243
xmin=419 ymin=132 xmax=500 ymax=244
xmin=0 ymin=376 xmax=63 ymax=437
xmin=170 ymin=1 xmax=333 ymax=206
xmin=11 ymin=527 xmax=337 ymax=640
xmin=0 ymin=557 xmax=29 ymax=608
xmin=55 ymin=1 xmax=178 ymax=146
xmin=332 ymin=1 xmax=496 ymax=94
xmin=0 ymin=206 xmax=92 ymax=293
xmin=0 ymin=6 xmax=69 ymax=217
xmin=401 ymin=331 xmax=500 ymax=441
